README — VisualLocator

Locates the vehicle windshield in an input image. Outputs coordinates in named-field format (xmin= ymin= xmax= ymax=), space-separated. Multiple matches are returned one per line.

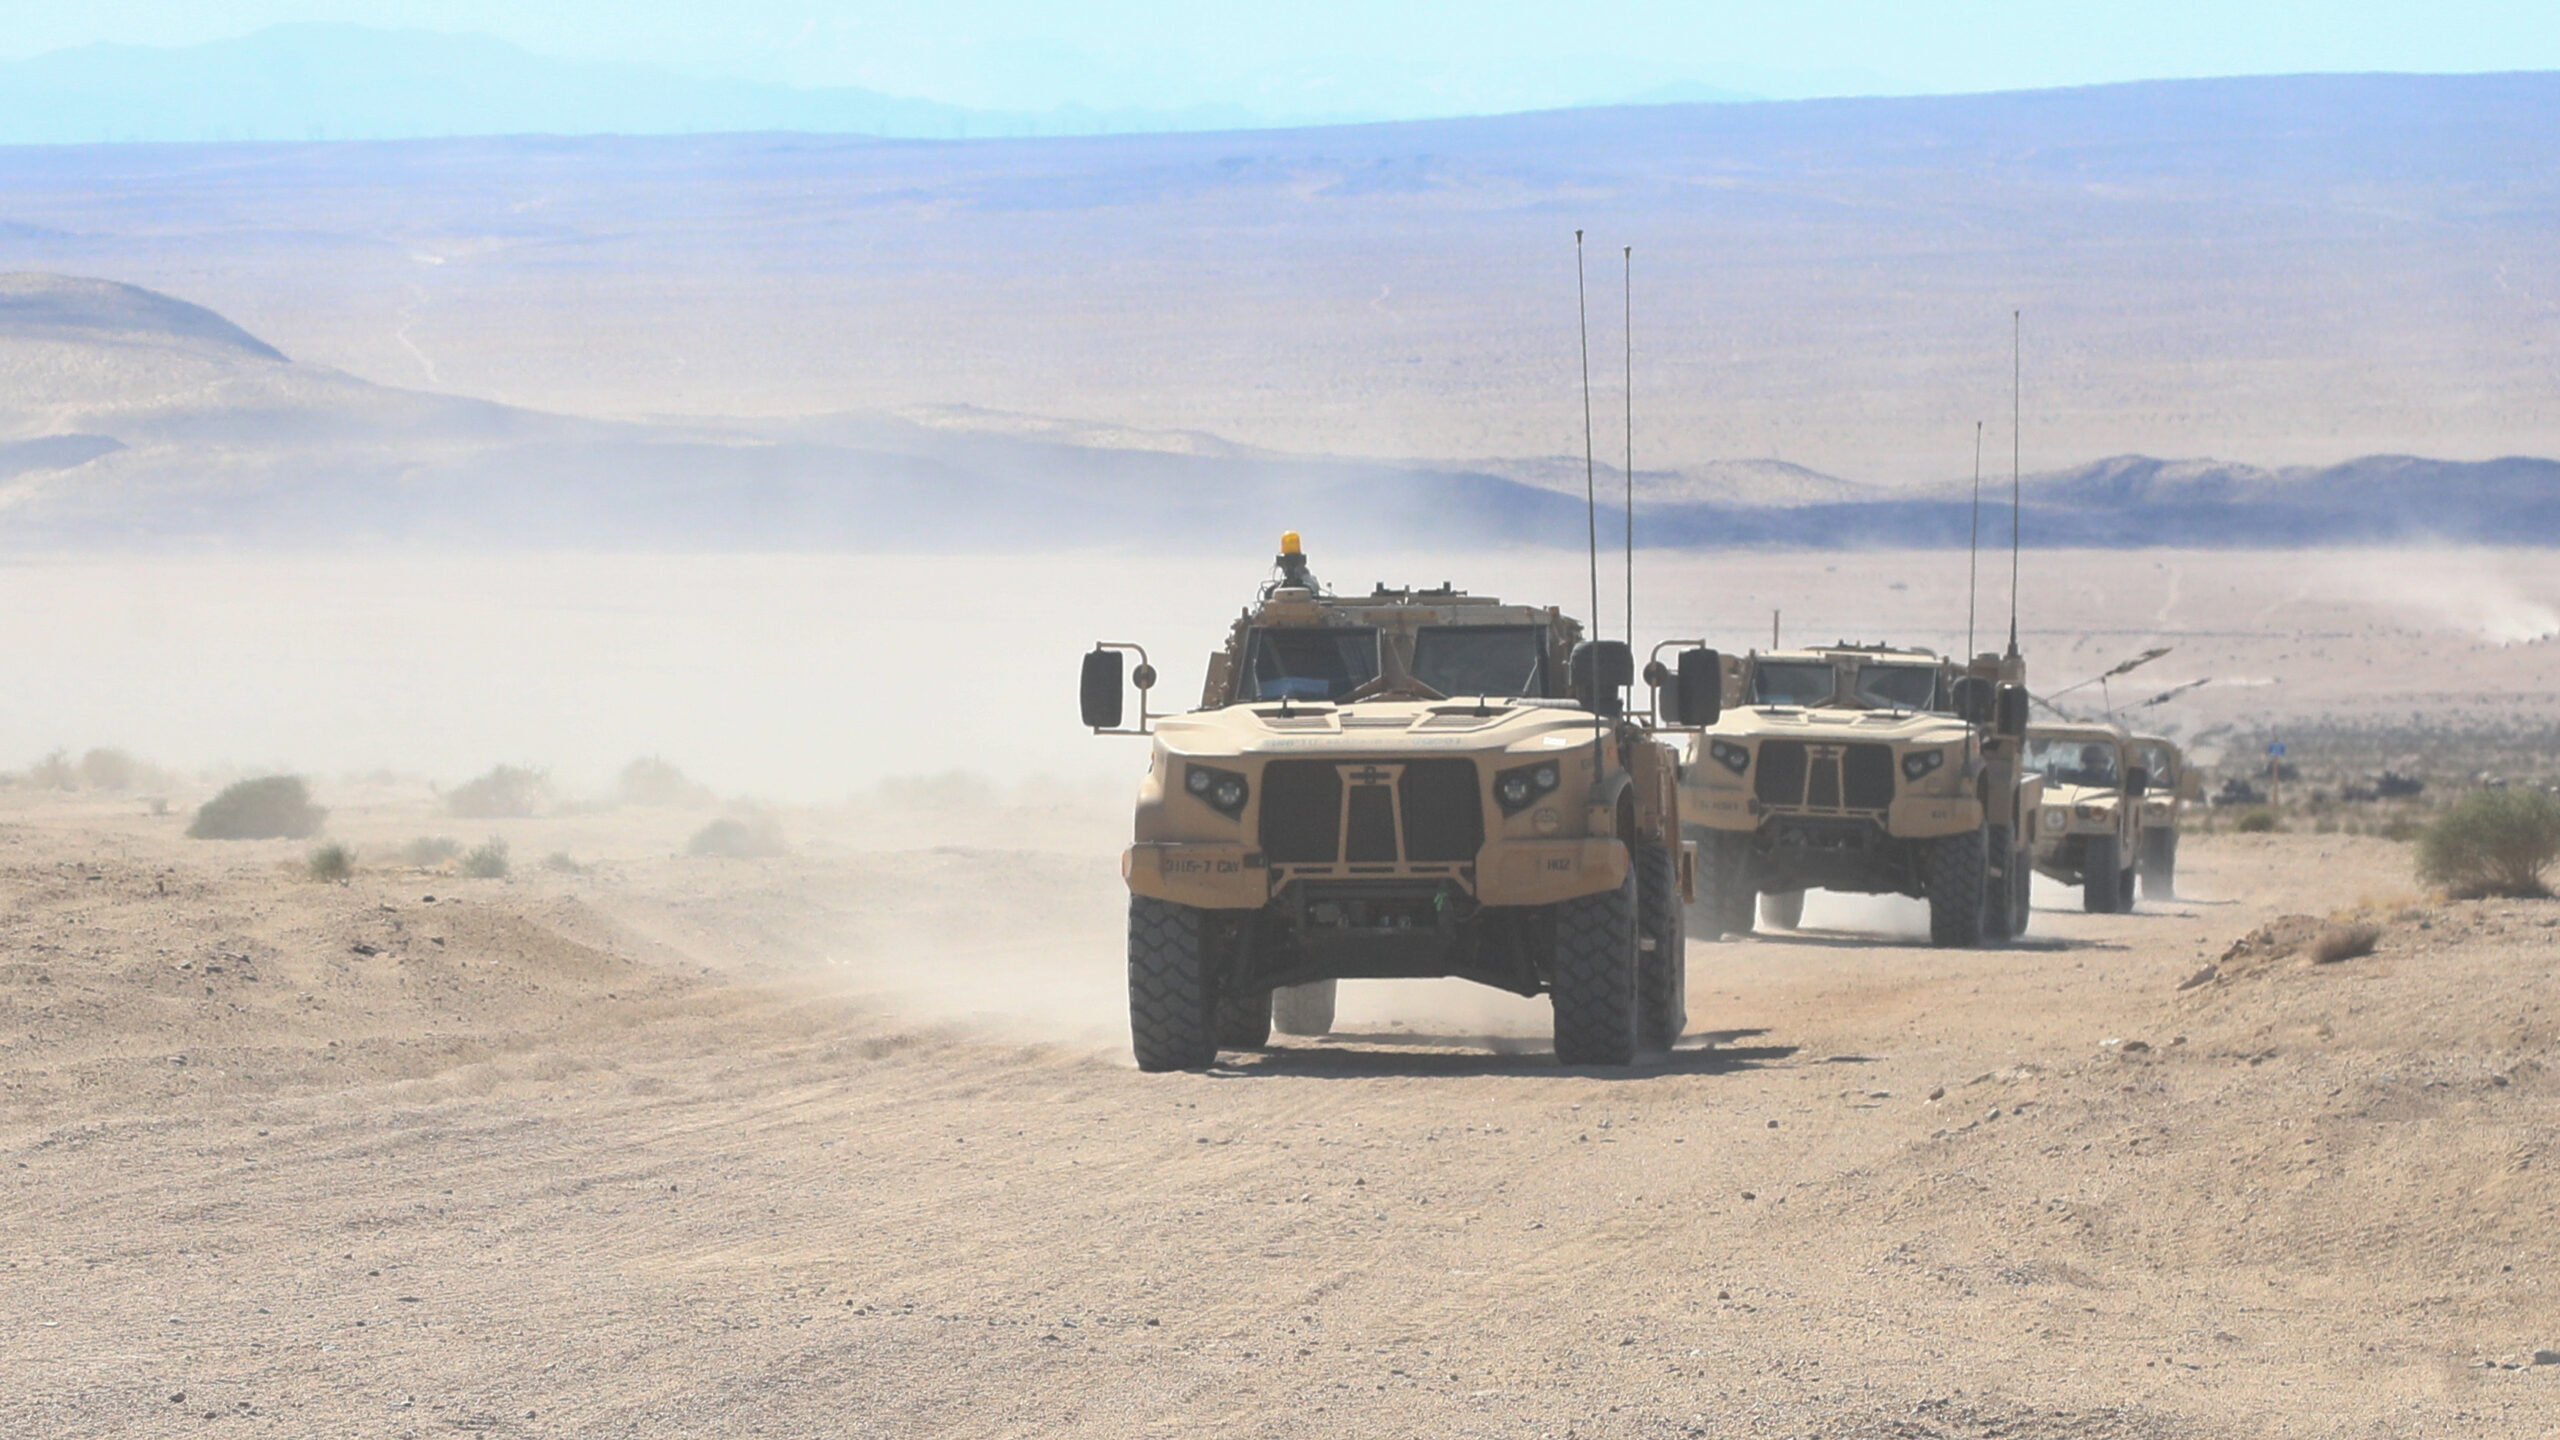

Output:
xmin=1410 ymin=625 xmax=1546 ymax=698
xmin=2136 ymin=743 xmax=2176 ymax=782
xmin=2026 ymin=737 xmax=2122 ymax=788
xmin=1851 ymin=663 xmax=1941 ymax=711
xmin=1237 ymin=626 xmax=1380 ymax=701
xmin=1751 ymin=661 xmax=1837 ymax=706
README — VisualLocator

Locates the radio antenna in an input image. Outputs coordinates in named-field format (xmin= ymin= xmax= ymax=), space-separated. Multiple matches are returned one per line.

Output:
xmin=1623 ymin=244 xmax=1634 ymax=648
xmin=1966 ymin=419 xmax=1983 ymax=658
xmin=2006 ymin=309 xmax=2022 ymax=659
xmin=1577 ymin=232 xmax=1599 ymax=639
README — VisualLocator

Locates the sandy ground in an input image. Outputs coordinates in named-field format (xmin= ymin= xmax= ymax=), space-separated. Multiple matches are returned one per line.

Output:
xmin=3 ymin=791 xmax=2556 ymax=1439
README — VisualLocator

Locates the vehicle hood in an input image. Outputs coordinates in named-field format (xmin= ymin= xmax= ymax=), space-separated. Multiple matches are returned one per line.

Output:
xmin=1152 ymin=700 xmax=1611 ymax=759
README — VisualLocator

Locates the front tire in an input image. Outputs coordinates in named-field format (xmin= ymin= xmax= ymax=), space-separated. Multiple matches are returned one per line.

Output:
xmin=1983 ymin=825 xmax=2018 ymax=942
xmin=1684 ymin=824 xmax=1756 ymax=939
xmin=1552 ymin=867 xmax=1641 ymax=1066
xmin=2139 ymin=827 xmax=2177 ymax=899
xmin=1925 ymin=828 xmax=1989 ymax=948
xmin=1272 ymin=980 xmax=1336 ymax=1037
xmin=2081 ymin=834 xmax=2122 ymax=914
xmin=1635 ymin=838 xmax=1687 ymax=1051
xmin=1758 ymin=889 xmax=1805 ymax=931
xmin=1128 ymin=896 xmax=1219 ymax=1071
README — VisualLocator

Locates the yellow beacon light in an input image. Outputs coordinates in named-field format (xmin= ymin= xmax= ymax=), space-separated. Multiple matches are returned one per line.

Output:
xmin=1280 ymin=531 xmax=1302 ymax=556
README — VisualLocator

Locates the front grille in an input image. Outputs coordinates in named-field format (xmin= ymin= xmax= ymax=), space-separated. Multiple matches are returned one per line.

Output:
xmin=1754 ymin=740 xmax=1896 ymax=812
xmin=1261 ymin=761 xmax=1343 ymax=863
xmin=1258 ymin=758 xmax=1486 ymax=866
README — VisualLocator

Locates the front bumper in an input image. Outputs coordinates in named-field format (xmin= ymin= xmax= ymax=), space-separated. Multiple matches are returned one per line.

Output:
xmin=1124 ymin=837 xmax=1631 ymax=910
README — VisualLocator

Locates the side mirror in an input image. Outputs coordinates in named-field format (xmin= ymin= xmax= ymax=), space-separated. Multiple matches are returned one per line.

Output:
xmin=1080 ymin=649 xmax=1124 ymax=730
xmin=1569 ymin=640 xmax=1634 ymax=719
xmin=1951 ymin=675 xmax=1994 ymax=726
xmin=1994 ymin=683 xmax=2030 ymax=738
xmin=1673 ymin=647 xmax=1721 ymax=727
xmin=2126 ymin=765 xmax=2151 ymax=798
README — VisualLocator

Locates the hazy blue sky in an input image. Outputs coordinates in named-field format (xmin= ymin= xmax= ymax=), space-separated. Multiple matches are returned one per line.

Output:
xmin=4 ymin=1 xmax=2556 ymax=115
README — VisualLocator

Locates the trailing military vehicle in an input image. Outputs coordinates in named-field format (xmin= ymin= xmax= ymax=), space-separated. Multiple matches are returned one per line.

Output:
xmin=2025 ymin=722 xmax=2150 ymax=912
xmin=1081 ymin=534 xmax=1722 ymax=1071
xmin=2126 ymin=733 xmax=2200 ymax=899
xmin=1677 ymin=643 xmax=2038 ymax=947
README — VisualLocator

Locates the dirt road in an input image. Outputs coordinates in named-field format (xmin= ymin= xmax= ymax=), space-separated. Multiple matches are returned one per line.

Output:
xmin=3 ymin=799 xmax=2555 ymax=1438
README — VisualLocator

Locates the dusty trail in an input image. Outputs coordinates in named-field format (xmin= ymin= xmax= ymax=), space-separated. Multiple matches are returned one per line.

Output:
xmin=2 ymin=803 xmax=2555 ymax=1438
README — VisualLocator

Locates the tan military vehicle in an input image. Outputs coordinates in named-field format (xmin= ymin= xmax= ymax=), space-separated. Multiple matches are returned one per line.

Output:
xmin=1081 ymin=534 xmax=1722 ymax=1071
xmin=1678 ymin=643 xmax=2038 ymax=947
xmin=2127 ymin=733 xmax=2200 ymax=899
xmin=2024 ymin=723 xmax=2152 ymax=912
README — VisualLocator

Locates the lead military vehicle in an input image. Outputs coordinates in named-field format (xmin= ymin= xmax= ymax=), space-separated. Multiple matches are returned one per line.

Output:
xmin=1081 ymin=535 xmax=1722 ymax=1071
xmin=1678 ymin=644 xmax=2037 ymax=947
xmin=2126 ymin=733 xmax=2199 ymax=899
xmin=2024 ymin=722 xmax=2149 ymax=912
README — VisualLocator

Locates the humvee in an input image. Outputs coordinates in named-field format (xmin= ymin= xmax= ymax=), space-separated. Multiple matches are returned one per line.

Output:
xmin=1080 ymin=535 xmax=1723 ymax=1071
xmin=2126 ymin=733 xmax=2200 ymax=899
xmin=2024 ymin=722 xmax=2151 ymax=912
xmin=1678 ymin=644 xmax=2038 ymax=947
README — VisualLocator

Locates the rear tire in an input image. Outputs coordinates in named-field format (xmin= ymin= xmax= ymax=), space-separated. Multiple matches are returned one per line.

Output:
xmin=1636 ymin=838 xmax=1687 ymax=1051
xmin=2120 ymin=858 xmax=2139 ymax=911
xmin=2081 ymin=834 xmax=2122 ymax=914
xmin=1983 ymin=825 xmax=2018 ymax=942
xmin=1272 ymin=980 xmax=1337 ymax=1037
xmin=1758 ymin=889 xmax=1805 ymax=931
xmin=1684 ymin=824 xmax=1756 ymax=939
xmin=2008 ymin=834 xmax=2034 ymax=938
xmin=2139 ymin=827 xmax=2178 ymax=900
xmin=1552 ymin=867 xmax=1641 ymax=1066
xmin=1216 ymin=985 xmax=1272 ymax=1050
xmin=1925 ymin=827 xmax=1989 ymax=948
xmin=1129 ymin=896 xmax=1218 ymax=1071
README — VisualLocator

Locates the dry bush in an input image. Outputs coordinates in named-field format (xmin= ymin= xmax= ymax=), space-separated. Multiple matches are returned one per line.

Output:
xmin=26 ymin=750 xmax=77 ymax=790
xmin=306 ymin=842 xmax=355 ymax=882
xmin=460 ymin=837 xmax=511 ymax=879
xmin=618 ymin=755 xmax=714 ymax=808
xmin=2307 ymin=922 xmax=2381 ymax=964
xmin=187 ymin=776 xmax=326 ymax=840
xmin=542 ymin=851 xmax=585 ymax=874
xmin=2417 ymin=788 xmax=2560 ymax=899
xmin=688 ymin=814 xmax=786 ymax=859
xmin=2234 ymin=809 xmax=2279 ymax=834
xmin=446 ymin=765 xmax=550 ymax=819
xmin=402 ymin=835 xmax=463 ymax=867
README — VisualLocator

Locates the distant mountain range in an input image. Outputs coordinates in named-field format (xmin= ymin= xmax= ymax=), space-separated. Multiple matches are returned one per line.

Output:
xmin=4 ymin=273 xmax=2553 ymax=552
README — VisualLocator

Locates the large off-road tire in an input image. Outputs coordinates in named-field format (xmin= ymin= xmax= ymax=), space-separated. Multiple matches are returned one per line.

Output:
xmin=1272 ymin=980 xmax=1337 ymax=1037
xmin=2139 ymin=827 xmax=2178 ymax=900
xmin=1983 ymin=825 xmax=2018 ymax=942
xmin=1551 ymin=868 xmax=1641 ymax=1067
xmin=2119 ymin=857 xmax=2139 ymax=911
xmin=1635 ymin=838 xmax=1687 ymax=1052
xmin=1684 ymin=824 xmax=1755 ymax=939
xmin=1925 ymin=827 xmax=1990 ymax=948
xmin=2081 ymin=834 xmax=2122 ymax=914
xmin=1759 ymin=889 xmax=1806 ymax=931
xmin=2006 ymin=830 xmax=2034 ymax=939
xmin=1216 ymin=985 xmax=1272 ymax=1050
xmin=1128 ymin=896 xmax=1219 ymax=1072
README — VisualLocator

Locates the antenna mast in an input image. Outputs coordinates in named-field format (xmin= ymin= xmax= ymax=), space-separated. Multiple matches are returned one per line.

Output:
xmin=2007 ymin=309 xmax=2022 ymax=659
xmin=1577 ymin=232 xmax=1599 ymax=638
xmin=1623 ymin=245 xmax=1634 ymax=648
xmin=1966 ymin=419 xmax=1983 ymax=658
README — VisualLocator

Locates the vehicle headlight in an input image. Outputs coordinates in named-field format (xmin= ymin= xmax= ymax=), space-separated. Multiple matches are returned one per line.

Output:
xmin=1707 ymin=739 xmax=1751 ymax=775
xmin=1495 ymin=760 xmax=1563 ymax=816
xmin=1900 ymin=749 xmax=1946 ymax=782
xmin=1182 ymin=762 xmax=1249 ymax=817
xmin=2042 ymin=806 xmax=2066 ymax=831
xmin=2075 ymin=803 xmax=2110 ymax=821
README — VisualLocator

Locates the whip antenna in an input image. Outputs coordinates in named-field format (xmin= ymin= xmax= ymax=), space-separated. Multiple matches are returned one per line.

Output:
xmin=1623 ymin=244 xmax=1634 ymax=648
xmin=2007 ymin=309 xmax=2022 ymax=659
xmin=1966 ymin=419 xmax=1983 ymax=658
xmin=1577 ymin=232 xmax=1599 ymax=636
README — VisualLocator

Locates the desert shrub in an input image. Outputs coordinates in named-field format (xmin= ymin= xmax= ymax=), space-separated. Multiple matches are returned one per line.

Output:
xmin=27 ymin=750 xmax=77 ymax=790
xmin=2233 ymin=809 xmax=2279 ymax=834
xmin=688 ymin=814 xmax=786 ymax=859
xmin=2416 ymin=788 xmax=2560 ymax=899
xmin=460 ymin=837 xmax=511 ymax=879
xmin=306 ymin=842 xmax=355 ymax=882
xmin=618 ymin=755 xmax=714 ymax=808
xmin=542 ymin=850 xmax=585 ymax=874
xmin=446 ymin=765 xmax=550 ymax=819
xmin=187 ymin=776 xmax=326 ymax=840
xmin=2377 ymin=816 xmax=2425 ymax=843
xmin=78 ymin=747 xmax=162 ymax=790
xmin=2307 ymin=921 xmax=2381 ymax=964
xmin=402 ymin=835 xmax=464 ymax=867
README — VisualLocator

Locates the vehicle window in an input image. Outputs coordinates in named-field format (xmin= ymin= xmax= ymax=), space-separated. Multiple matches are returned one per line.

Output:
xmin=1750 ymin=661 xmax=1836 ymax=706
xmin=2137 ymin=743 xmax=2175 ymax=781
xmin=1851 ymin=663 xmax=1941 ymax=711
xmin=1238 ymin=627 xmax=1379 ymax=701
xmin=2025 ymin=737 xmax=2121 ymax=788
xmin=1411 ymin=626 xmax=1545 ymax=698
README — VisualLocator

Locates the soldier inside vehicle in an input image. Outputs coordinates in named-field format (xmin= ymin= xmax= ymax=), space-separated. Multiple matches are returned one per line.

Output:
xmin=2025 ymin=737 xmax=2121 ymax=789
